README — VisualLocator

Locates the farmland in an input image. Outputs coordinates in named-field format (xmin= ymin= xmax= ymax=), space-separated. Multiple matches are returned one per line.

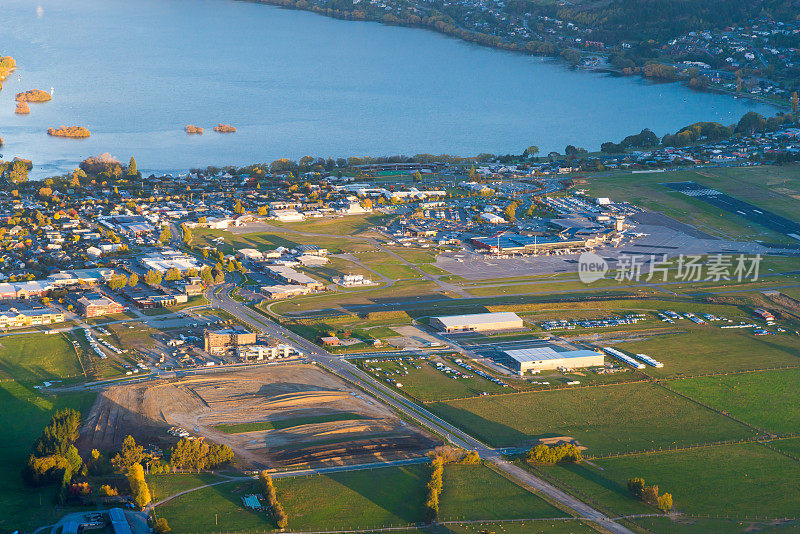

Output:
xmin=153 ymin=462 xmax=575 ymax=532
xmin=591 ymin=443 xmax=800 ymax=517
xmin=606 ymin=327 xmax=800 ymax=378
xmin=668 ymin=368 xmax=800 ymax=435
xmin=156 ymin=464 xmax=429 ymax=532
xmin=439 ymin=464 xmax=564 ymax=520
xmin=430 ymin=382 xmax=755 ymax=453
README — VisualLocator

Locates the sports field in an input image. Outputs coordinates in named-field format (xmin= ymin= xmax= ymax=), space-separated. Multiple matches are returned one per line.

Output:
xmin=0 ymin=332 xmax=83 ymax=382
xmin=431 ymin=382 xmax=755 ymax=453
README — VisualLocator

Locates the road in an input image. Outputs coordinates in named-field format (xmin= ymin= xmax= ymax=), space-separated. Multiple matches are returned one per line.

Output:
xmin=206 ymin=280 xmax=634 ymax=534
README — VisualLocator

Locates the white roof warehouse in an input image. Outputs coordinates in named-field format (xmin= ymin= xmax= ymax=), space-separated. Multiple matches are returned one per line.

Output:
xmin=504 ymin=346 xmax=604 ymax=374
xmin=432 ymin=311 xmax=523 ymax=333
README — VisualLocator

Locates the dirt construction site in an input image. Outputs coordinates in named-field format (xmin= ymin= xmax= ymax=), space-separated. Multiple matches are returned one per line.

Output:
xmin=79 ymin=365 xmax=438 ymax=468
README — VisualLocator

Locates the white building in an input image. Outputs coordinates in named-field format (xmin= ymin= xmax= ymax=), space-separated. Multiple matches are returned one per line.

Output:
xmin=270 ymin=209 xmax=305 ymax=222
xmin=504 ymin=346 xmax=604 ymax=374
xmin=480 ymin=213 xmax=507 ymax=224
xmin=432 ymin=312 xmax=523 ymax=333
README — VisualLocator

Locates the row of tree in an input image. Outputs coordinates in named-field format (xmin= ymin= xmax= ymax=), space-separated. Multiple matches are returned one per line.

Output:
xmin=628 ymin=477 xmax=673 ymax=512
xmin=169 ymin=437 xmax=234 ymax=472
xmin=424 ymin=455 xmax=445 ymax=522
xmin=602 ymin=111 xmax=798 ymax=152
xmin=127 ymin=462 xmax=152 ymax=509
xmin=259 ymin=471 xmax=288 ymax=529
xmin=525 ymin=443 xmax=583 ymax=465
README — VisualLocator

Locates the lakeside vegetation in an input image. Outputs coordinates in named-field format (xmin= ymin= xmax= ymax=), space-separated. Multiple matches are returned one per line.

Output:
xmin=47 ymin=126 xmax=91 ymax=139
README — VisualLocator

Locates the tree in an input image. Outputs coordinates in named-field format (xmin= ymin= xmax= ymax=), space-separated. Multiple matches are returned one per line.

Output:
xmin=657 ymin=492 xmax=673 ymax=512
xmin=109 ymin=274 xmax=128 ymax=291
xmin=164 ymin=267 xmax=182 ymax=281
xmin=424 ymin=456 xmax=444 ymax=521
xmin=200 ymin=266 xmax=213 ymax=285
xmin=468 ymin=164 xmax=476 ymax=180
xmin=792 ymin=92 xmax=799 ymax=114
xmin=627 ymin=478 xmax=645 ymax=499
xmin=154 ymin=518 xmax=171 ymax=533
xmin=158 ymin=225 xmax=172 ymax=244
xmin=736 ymin=111 xmax=766 ymax=134
xmin=128 ymin=273 xmax=139 ymax=287
xmin=234 ymin=199 xmax=244 ymax=214
xmin=181 ymin=223 xmax=192 ymax=245
xmin=126 ymin=463 xmax=151 ymax=509
xmin=127 ymin=157 xmax=138 ymax=177
xmin=112 ymin=435 xmax=144 ymax=472
xmin=503 ymin=202 xmax=517 ymax=222
xmin=144 ymin=269 xmax=163 ymax=287
xmin=523 ymin=145 xmax=539 ymax=159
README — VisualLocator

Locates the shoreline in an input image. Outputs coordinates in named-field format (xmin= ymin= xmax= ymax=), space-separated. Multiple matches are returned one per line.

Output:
xmin=245 ymin=0 xmax=790 ymax=112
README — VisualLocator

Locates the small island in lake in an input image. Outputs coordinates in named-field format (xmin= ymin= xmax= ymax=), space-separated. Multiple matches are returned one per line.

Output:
xmin=0 ymin=54 xmax=15 ymax=86
xmin=213 ymin=123 xmax=236 ymax=133
xmin=16 ymin=89 xmax=52 ymax=103
xmin=185 ymin=124 xmax=203 ymax=134
xmin=15 ymin=102 xmax=30 ymax=115
xmin=47 ymin=126 xmax=91 ymax=138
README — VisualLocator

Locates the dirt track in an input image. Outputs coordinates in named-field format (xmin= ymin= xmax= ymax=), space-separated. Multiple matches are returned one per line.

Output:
xmin=79 ymin=365 xmax=436 ymax=468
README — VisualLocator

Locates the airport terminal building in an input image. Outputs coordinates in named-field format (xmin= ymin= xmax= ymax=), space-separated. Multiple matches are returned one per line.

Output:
xmin=504 ymin=346 xmax=604 ymax=373
xmin=432 ymin=312 xmax=523 ymax=333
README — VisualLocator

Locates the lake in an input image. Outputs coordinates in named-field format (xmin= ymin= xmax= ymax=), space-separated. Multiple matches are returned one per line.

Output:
xmin=0 ymin=0 xmax=777 ymax=177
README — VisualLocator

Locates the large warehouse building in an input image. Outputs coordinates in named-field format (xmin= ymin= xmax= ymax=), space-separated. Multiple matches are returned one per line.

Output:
xmin=504 ymin=346 xmax=604 ymax=374
xmin=432 ymin=312 xmax=523 ymax=333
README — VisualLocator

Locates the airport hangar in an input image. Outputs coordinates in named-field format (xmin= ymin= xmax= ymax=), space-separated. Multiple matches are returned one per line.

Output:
xmin=504 ymin=346 xmax=604 ymax=374
xmin=432 ymin=312 xmax=524 ymax=333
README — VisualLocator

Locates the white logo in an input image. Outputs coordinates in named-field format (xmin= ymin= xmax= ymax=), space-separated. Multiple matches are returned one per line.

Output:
xmin=578 ymin=252 xmax=608 ymax=284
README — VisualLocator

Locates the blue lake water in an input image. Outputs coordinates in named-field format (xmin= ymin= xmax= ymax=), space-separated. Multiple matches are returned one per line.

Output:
xmin=0 ymin=0 xmax=777 ymax=177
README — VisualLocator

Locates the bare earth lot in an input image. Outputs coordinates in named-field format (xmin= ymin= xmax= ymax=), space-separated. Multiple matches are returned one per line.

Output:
xmin=79 ymin=365 xmax=436 ymax=468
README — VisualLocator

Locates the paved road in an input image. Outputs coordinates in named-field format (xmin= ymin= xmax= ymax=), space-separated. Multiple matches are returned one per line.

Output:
xmin=206 ymin=280 xmax=635 ymax=534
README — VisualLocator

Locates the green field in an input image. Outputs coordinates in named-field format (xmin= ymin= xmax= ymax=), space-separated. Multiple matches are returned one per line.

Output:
xmin=529 ymin=462 xmax=653 ymax=517
xmin=148 ymin=473 xmax=226 ymax=502
xmin=0 ymin=384 xmax=96 ymax=531
xmin=769 ymin=437 xmax=800 ymax=458
xmin=431 ymin=382 xmax=754 ymax=453
xmin=607 ymin=328 xmax=800 ymax=378
xmin=0 ymin=332 xmax=83 ymax=383
xmin=157 ymin=464 xmax=428 ymax=532
xmin=632 ymin=516 xmax=800 ymax=534
xmin=592 ymin=443 xmax=800 ymax=517
xmin=215 ymin=412 xmax=367 ymax=434
xmin=366 ymin=262 xmax=423 ymax=279
xmin=668 ymin=368 xmax=800 ymax=435
xmin=439 ymin=464 xmax=564 ymax=521
xmin=362 ymin=358 xmax=509 ymax=401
